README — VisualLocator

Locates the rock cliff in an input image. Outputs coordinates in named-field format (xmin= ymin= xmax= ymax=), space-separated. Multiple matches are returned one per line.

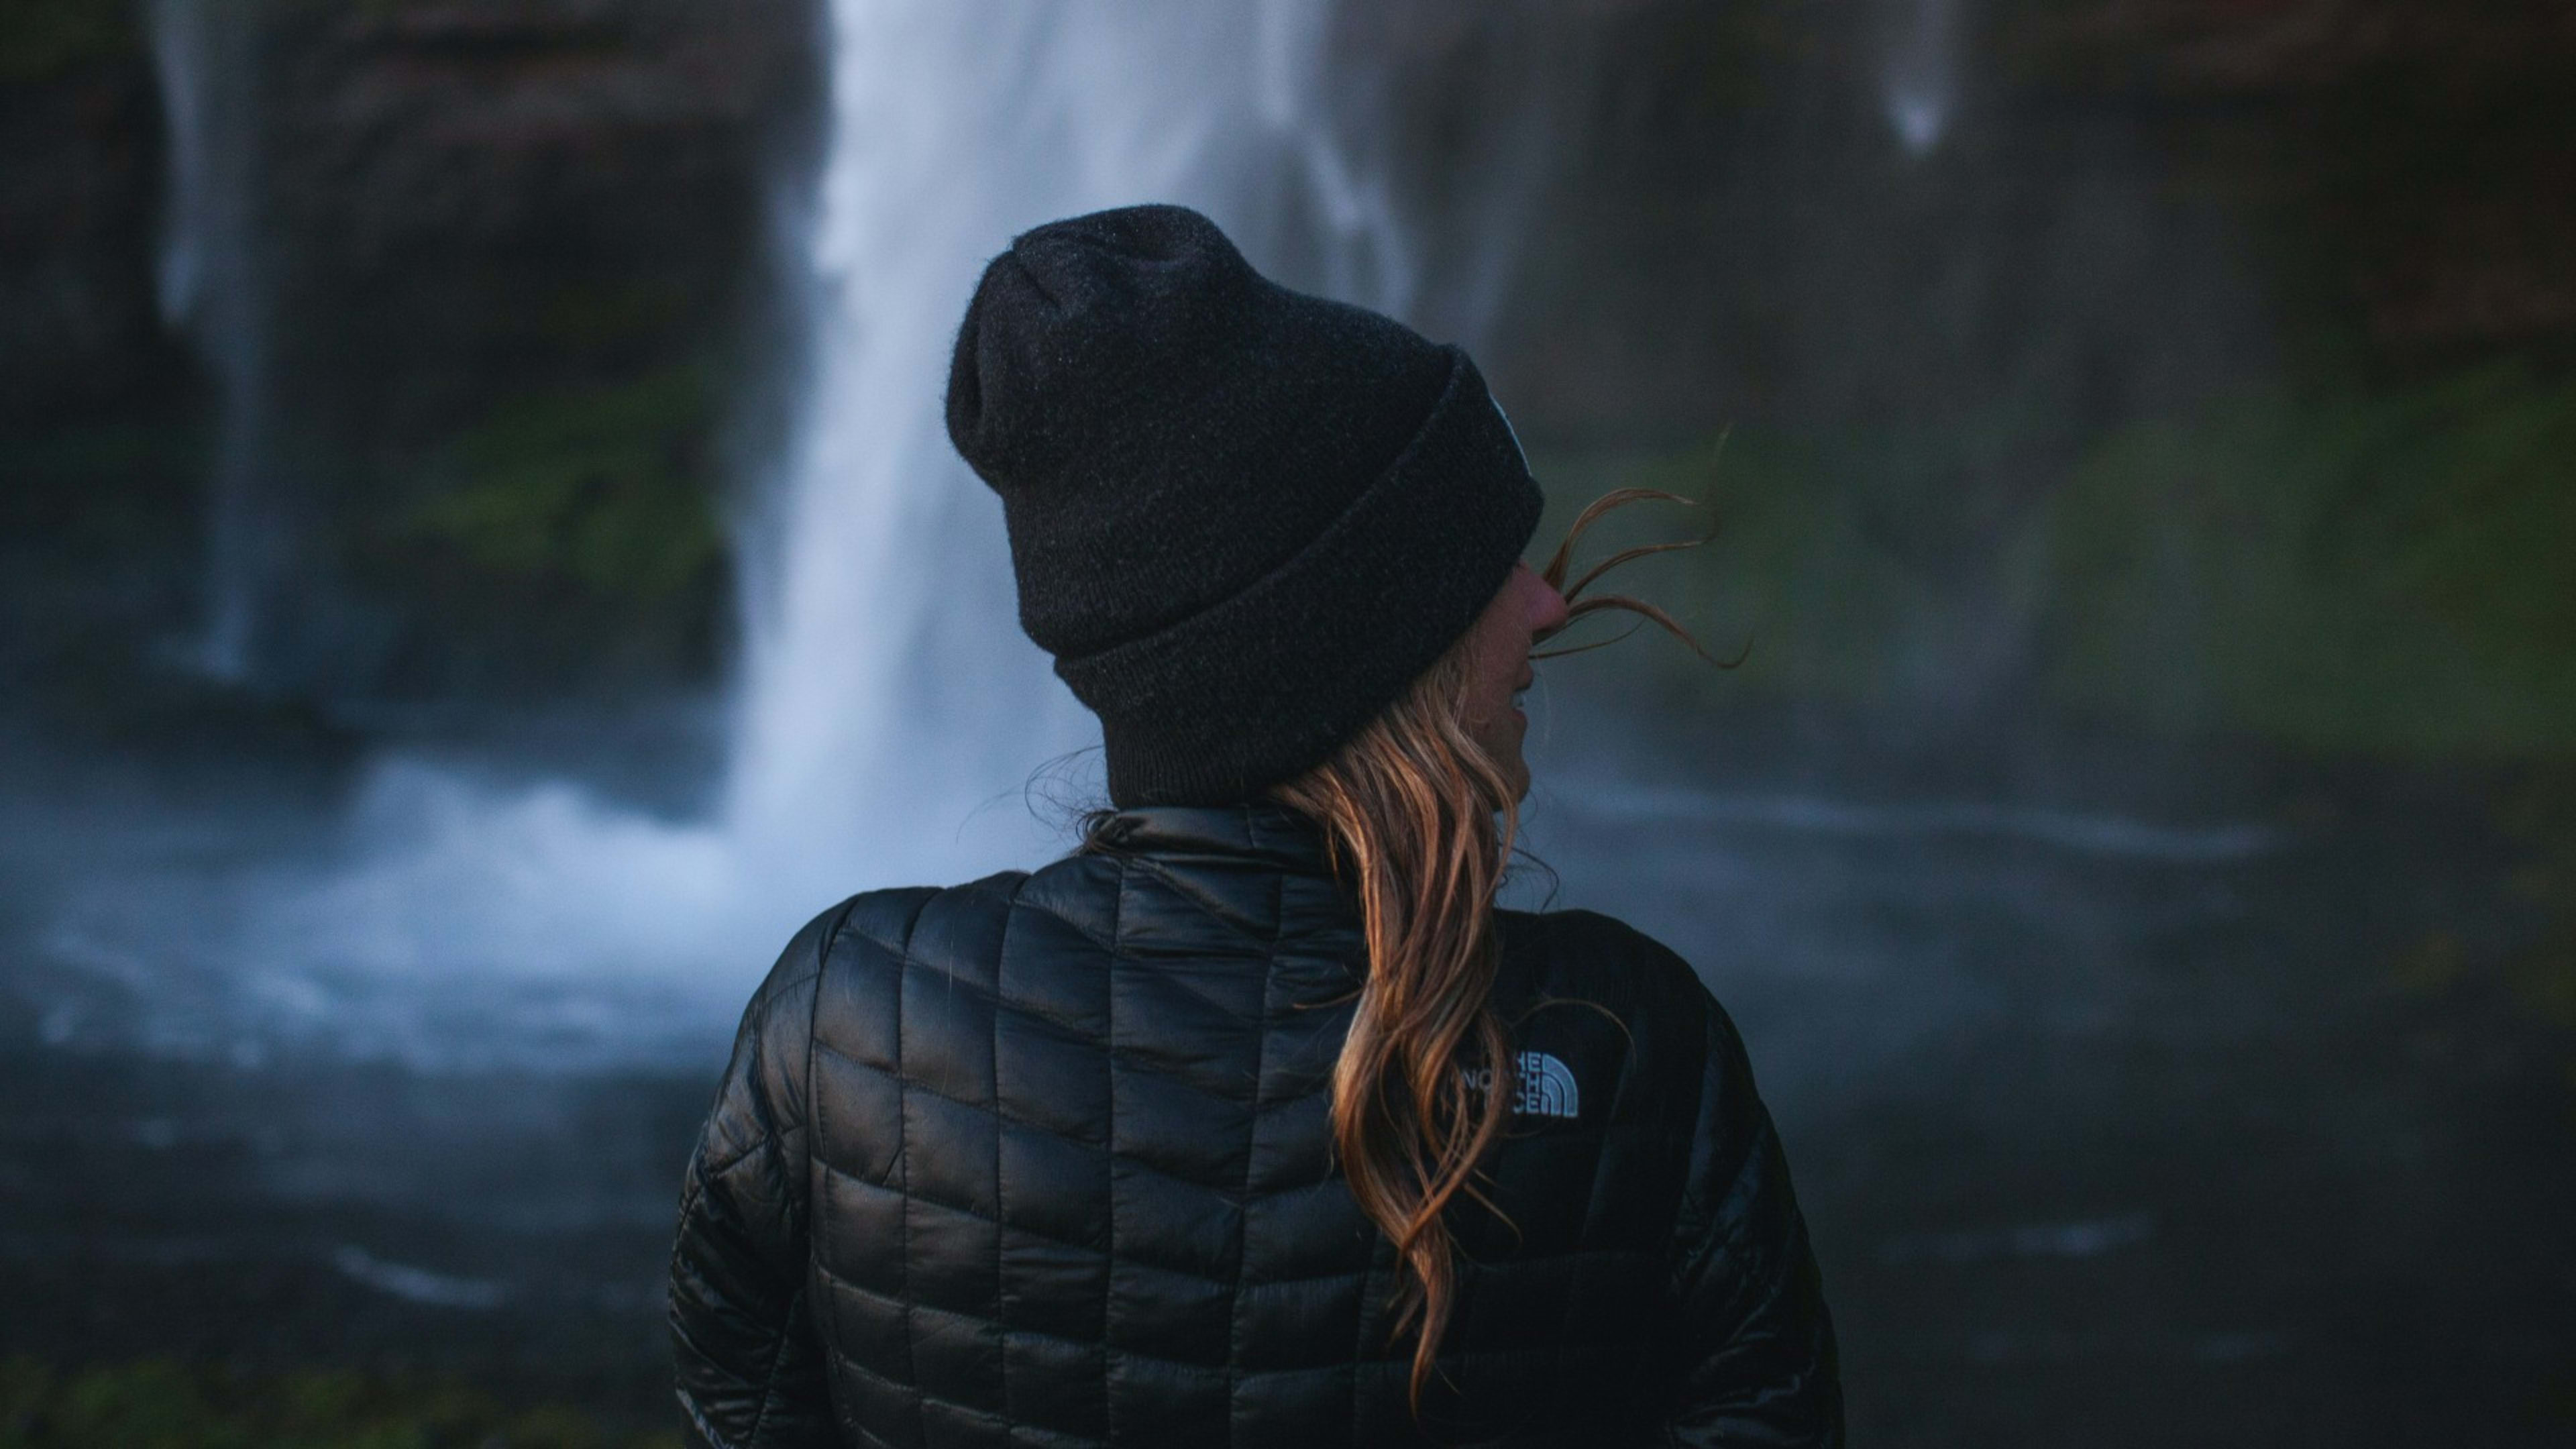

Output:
xmin=0 ymin=0 xmax=2565 ymax=724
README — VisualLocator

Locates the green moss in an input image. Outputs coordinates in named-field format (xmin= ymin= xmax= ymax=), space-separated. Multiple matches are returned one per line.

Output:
xmin=0 ymin=1358 xmax=678 ymax=1449
xmin=405 ymin=368 xmax=724 ymax=607
xmin=1532 ymin=356 xmax=2576 ymax=759
xmin=2049 ymin=359 xmax=2576 ymax=755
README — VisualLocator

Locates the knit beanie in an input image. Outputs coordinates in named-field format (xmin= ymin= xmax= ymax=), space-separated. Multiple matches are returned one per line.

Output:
xmin=945 ymin=204 xmax=1542 ymax=807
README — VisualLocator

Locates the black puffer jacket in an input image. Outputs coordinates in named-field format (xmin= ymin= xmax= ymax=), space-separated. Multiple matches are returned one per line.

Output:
xmin=669 ymin=804 xmax=1839 ymax=1448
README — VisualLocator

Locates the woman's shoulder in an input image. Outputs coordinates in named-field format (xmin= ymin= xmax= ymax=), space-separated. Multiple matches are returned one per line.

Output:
xmin=1497 ymin=906 xmax=1713 ymax=1013
xmin=772 ymin=868 xmax=1073 ymax=983
xmin=747 ymin=860 xmax=1143 ymax=1021
xmin=1494 ymin=902 xmax=1731 ymax=1062
xmin=1493 ymin=907 xmax=1740 ymax=1100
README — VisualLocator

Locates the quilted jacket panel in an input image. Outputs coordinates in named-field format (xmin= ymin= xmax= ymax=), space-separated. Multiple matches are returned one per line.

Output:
xmin=670 ymin=804 xmax=1839 ymax=1447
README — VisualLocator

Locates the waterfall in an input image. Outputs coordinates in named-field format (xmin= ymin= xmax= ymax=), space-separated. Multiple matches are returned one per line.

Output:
xmin=724 ymin=0 xmax=1444 ymax=901
xmin=100 ymin=1 xmax=1551 ymax=1067
xmin=149 ymin=0 xmax=272 ymax=683
xmin=1878 ymin=0 xmax=1965 ymax=155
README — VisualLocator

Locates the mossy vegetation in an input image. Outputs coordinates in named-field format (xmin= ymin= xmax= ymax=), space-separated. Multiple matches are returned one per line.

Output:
xmin=0 ymin=1358 xmax=678 ymax=1449
xmin=368 ymin=366 xmax=733 ymax=690
xmin=405 ymin=368 xmax=725 ymax=608
xmin=1538 ymin=356 xmax=2576 ymax=759
xmin=1540 ymin=356 xmax=2576 ymax=1055
xmin=2051 ymin=359 xmax=2576 ymax=755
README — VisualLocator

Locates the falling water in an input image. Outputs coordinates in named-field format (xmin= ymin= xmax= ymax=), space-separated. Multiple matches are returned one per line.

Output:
xmin=76 ymin=1 xmax=1550 ymax=1067
xmin=724 ymin=1 xmax=1458 ymax=898
xmin=148 ymin=0 xmax=272 ymax=682
xmin=1878 ymin=0 xmax=1964 ymax=154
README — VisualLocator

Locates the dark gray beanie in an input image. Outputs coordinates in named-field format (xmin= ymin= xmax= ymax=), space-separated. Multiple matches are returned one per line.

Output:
xmin=945 ymin=203 xmax=1542 ymax=807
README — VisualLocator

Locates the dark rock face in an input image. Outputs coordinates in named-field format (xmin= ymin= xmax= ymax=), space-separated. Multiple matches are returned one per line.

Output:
xmin=0 ymin=17 xmax=174 ymax=428
xmin=0 ymin=0 xmax=822 ymax=714
xmin=2000 ymin=0 xmax=2576 ymax=358
xmin=0 ymin=0 xmax=2565 ymax=722
xmin=259 ymin=1 xmax=819 ymax=451
xmin=243 ymin=0 xmax=824 ymax=700
xmin=0 ymin=14 xmax=201 ymax=700
xmin=1471 ymin=0 xmax=2576 ymax=437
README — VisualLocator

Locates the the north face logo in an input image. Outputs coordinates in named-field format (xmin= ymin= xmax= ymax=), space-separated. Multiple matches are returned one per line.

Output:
xmin=1463 ymin=1051 xmax=1580 ymax=1120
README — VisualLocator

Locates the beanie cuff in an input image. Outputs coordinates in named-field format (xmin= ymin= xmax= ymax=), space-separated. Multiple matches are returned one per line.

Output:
xmin=1055 ymin=349 xmax=1543 ymax=807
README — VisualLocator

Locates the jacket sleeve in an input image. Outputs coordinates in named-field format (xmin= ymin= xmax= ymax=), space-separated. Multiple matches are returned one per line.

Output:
xmin=1660 ymin=987 xmax=1843 ymax=1447
xmin=669 ymin=906 xmax=847 ymax=1449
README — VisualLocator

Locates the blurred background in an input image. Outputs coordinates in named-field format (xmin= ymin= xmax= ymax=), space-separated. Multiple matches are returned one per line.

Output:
xmin=3 ymin=1 xmax=2571 ymax=1444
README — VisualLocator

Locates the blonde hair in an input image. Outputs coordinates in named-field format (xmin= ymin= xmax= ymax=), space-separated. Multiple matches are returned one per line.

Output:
xmin=1073 ymin=653 xmax=1515 ymax=1407
xmin=1273 ymin=485 xmax=1721 ymax=1409
xmin=1271 ymin=634 xmax=1517 ymax=1409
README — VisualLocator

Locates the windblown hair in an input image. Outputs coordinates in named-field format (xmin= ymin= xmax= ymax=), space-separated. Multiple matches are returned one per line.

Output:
xmin=1270 ymin=636 xmax=1519 ymax=1411
xmin=1271 ymin=487 xmax=1721 ymax=1409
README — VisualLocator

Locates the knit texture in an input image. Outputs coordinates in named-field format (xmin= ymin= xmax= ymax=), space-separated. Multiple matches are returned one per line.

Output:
xmin=945 ymin=204 xmax=1543 ymax=806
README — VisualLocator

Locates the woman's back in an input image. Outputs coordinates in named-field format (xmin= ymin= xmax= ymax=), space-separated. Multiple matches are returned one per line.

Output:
xmin=671 ymin=804 xmax=1837 ymax=1447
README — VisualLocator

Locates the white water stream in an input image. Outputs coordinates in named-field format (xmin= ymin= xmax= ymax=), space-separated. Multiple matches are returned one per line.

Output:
xmin=725 ymin=3 xmax=1430 ymax=881
xmin=150 ymin=0 xmax=271 ymax=681
xmin=1879 ymin=0 xmax=1965 ymax=154
xmin=83 ymin=0 xmax=2269 ymax=1074
xmin=85 ymin=1 xmax=1534 ymax=1066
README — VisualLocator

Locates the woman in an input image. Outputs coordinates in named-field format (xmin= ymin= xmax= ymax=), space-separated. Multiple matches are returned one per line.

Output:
xmin=669 ymin=205 xmax=1840 ymax=1448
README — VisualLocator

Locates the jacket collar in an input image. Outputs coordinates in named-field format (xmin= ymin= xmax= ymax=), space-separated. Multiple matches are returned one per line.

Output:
xmin=1087 ymin=801 xmax=1332 ymax=876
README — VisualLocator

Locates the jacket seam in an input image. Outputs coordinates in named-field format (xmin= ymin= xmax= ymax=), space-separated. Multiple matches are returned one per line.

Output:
xmin=877 ymin=916 xmax=1300 ymax=1046
xmin=1664 ymin=998 xmax=1726 ymax=1301
xmin=727 ymin=896 xmax=855 ymax=1449
xmin=833 ymin=877 xmax=1016 ymax=956
xmin=1672 ymin=1121 xmax=1775 ymax=1316
xmin=812 ymin=1336 xmax=1171 ymax=1447
xmin=892 ymin=889 xmax=932 ymax=1444
xmin=805 ymin=1031 xmax=1332 ymax=1148
xmin=1004 ymin=891 xmax=1123 ymax=958
xmin=1103 ymin=857 xmax=1129 ymax=1448
xmin=1114 ymin=852 xmax=1293 ymax=951
xmin=694 ymin=1131 xmax=768 ymax=1185
xmin=800 ymin=1059 xmax=1663 ymax=1269
xmin=749 ymin=866 xmax=1763 ymax=1444
xmin=691 ymin=956 xmax=826 ymax=1183
xmin=1670 ymin=1012 xmax=1766 ymax=1301
xmin=835 ymin=957 xmax=1107 ymax=1064
xmin=810 ymin=1256 xmax=1636 ymax=1379
xmin=739 ymin=1279 xmax=808 ymax=1448
xmin=782 ymin=900 xmax=841 ymax=1448
xmin=807 ymin=1164 xmax=1476 ymax=1289
xmin=810 ymin=891 xmax=914 ymax=1448
xmin=991 ymin=887 xmax=1014 ymax=1430
xmin=830 ymin=1347 xmax=1023 ymax=1431
xmin=1548 ymin=1085 xmax=1622 ymax=1422
xmin=845 ymin=873 xmax=1099 ymax=962
xmin=1226 ymin=865 xmax=1285 ymax=1446
xmin=676 ymin=1384 xmax=741 ymax=1449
